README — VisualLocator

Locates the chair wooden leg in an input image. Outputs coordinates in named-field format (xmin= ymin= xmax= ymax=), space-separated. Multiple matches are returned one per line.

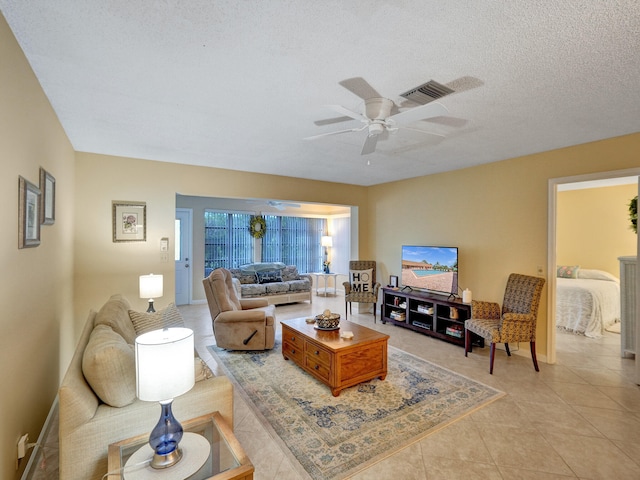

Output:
xmin=345 ymin=302 xmax=348 ymax=319
xmin=465 ymin=328 xmax=471 ymax=356
xmin=505 ymin=343 xmax=511 ymax=356
xmin=489 ymin=343 xmax=496 ymax=374
xmin=530 ymin=341 xmax=540 ymax=372
xmin=373 ymin=303 xmax=376 ymax=323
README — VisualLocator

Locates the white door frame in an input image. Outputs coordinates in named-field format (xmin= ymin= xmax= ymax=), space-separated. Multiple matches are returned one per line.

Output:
xmin=547 ymin=167 xmax=640 ymax=364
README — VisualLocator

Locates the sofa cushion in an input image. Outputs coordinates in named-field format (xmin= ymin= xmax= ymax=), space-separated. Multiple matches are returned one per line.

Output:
xmin=265 ymin=282 xmax=289 ymax=294
xmin=82 ymin=325 xmax=136 ymax=407
xmin=288 ymin=278 xmax=311 ymax=291
xmin=281 ymin=265 xmax=300 ymax=282
xmin=128 ymin=303 xmax=185 ymax=336
xmin=94 ymin=294 xmax=137 ymax=344
xmin=241 ymin=283 xmax=266 ymax=297
xmin=257 ymin=270 xmax=283 ymax=284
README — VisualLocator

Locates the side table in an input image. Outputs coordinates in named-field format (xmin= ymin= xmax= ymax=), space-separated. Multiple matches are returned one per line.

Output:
xmin=310 ymin=272 xmax=341 ymax=296
xmin=107 ymin=412 xmax=253 ymax=480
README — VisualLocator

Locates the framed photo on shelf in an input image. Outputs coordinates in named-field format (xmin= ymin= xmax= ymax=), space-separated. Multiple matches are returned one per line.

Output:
xmin=389 ymin=275 xmax=399 ymax=288
xmin=112 ymin=201 xmax=146 ymax=242
xmin=18 ymin=176 xmax=41 ymax=248
xmin=39 ymin=167 xmax=55 ymax=225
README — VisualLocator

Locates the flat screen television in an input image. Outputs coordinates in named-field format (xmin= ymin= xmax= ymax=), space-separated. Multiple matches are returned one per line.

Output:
xmin=401 ymin=245 xmax=458 ymax=296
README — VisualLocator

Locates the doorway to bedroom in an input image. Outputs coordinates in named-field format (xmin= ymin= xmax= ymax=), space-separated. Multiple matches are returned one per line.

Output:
xmin=549 ymin=169 xmax=640 ymax=367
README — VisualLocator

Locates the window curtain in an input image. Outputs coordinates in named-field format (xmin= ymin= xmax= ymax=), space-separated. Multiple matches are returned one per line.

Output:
xmin=204 ymin=211 xmax=253 ymax=276
xmin=262 ymin=215 xmax=325 ymax=273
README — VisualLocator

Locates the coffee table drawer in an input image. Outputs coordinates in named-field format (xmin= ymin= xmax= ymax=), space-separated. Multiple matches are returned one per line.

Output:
xmin=304 ymin=356 xmax=330 ymax=382
xmin=305 ymin=340 xmax=331 ymax=366
xmin=282 ymin=341 xmax=303 ymax=363
xmin=282 ymin=326 xmax=304 ymax=349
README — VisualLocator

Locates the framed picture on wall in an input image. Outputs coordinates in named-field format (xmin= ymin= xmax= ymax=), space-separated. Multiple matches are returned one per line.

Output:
xmin=19 ymin=176 xmax=41 ymax=248
xmin=39 ymin=167 xmax=55 ymax=225
xmin=112 ymin=201 xmax=146 ymax=242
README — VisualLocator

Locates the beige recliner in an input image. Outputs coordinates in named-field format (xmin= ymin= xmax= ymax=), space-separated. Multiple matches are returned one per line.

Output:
xmin=203 ymin=268 xmax=276 ymax=350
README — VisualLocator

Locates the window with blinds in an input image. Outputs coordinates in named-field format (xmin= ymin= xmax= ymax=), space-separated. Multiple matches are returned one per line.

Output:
xmin=262 ymin=215 xmax=325 ymax=273
xmin=204 ymin=211 xmax=253 ymax=276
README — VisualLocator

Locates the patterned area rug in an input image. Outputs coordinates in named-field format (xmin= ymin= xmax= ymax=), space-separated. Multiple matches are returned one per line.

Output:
xmin=207 ymin=340 xmax=503 ymax=480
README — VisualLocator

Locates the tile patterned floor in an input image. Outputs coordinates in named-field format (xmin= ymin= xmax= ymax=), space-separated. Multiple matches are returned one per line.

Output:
xmin=27 ymin=294 xmax=640 ymax=479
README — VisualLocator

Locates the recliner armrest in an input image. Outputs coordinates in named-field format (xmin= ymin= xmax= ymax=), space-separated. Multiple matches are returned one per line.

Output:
xmin=240 ymin=298 xmax=268 ymax=309
xmin=216 ymin=310 xmax=267 ymax=323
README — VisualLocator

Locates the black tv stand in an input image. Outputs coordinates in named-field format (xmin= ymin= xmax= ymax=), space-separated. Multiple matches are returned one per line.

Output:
xmin=381 ymin=287 xmax=473 ymax=347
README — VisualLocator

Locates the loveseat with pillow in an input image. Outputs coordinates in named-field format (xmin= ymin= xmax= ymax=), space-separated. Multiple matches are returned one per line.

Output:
xmin=58 ymin=294 xmax=233 ymax=480
xmin=228 ymin=262 xmax=313 ymax=305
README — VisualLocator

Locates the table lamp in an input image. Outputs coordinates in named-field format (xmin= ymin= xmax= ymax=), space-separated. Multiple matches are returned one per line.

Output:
xmin=135 ymin=327 xmax=195 ymax=469
xmin=139 ymin=274 xmax=163 ymax=313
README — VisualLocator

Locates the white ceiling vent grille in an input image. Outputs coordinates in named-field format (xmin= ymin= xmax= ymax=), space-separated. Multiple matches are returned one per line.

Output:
xmin=400 ymin=80 xmax=454 ymax=105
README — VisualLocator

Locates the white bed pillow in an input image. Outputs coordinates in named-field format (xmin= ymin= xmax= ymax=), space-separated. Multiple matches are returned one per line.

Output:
xmin=577 ymin=269 xmax=619 ymax=282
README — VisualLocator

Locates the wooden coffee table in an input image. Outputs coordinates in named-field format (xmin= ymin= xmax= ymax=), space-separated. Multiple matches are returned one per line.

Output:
xmin=281 ymin=318 xmax=389 ymax=396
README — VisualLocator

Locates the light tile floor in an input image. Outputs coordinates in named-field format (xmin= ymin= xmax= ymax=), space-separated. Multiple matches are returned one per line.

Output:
xmin=183 ymin=295 xmax=640 ymax=480
xmin=27 ymin=294 xmax=640 ymax=479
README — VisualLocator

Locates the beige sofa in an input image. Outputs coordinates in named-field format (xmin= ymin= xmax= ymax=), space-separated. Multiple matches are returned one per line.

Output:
xmin=59 ymin=294 xmax=233 ymax=480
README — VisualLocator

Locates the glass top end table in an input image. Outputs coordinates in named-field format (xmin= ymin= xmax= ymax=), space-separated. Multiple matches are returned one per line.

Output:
xmin=107 ymin=412 xmax=254 ymax=480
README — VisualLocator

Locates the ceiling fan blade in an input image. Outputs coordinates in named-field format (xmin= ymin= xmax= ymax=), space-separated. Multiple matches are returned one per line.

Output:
xmin=324 ymin=105 xmax=367 ymax=122
xmin=361 ymin=134 xmax=379 ymax=155
xmin=305 ymin=125 xmax=367 ymax=140
xmin=314 ymin=116 xmax=354 ymax=126
xmin=400 ymin=126 xmax=446 ymax=138
xmin=389 ymin=102 xmax=449 ymax=126
xmin=339 ymin=77 xmax=381 ymax=100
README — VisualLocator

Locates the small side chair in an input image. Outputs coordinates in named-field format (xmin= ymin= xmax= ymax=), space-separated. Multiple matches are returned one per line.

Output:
xmin=464 ymin=273 xmax=545 ymax=374
xmin=343 ymin=260 xmax=380 ymax=322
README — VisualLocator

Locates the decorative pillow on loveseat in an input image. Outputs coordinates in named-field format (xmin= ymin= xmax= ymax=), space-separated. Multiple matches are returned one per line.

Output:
xmin=128 ymin=303 xmax=185 ymax=336
xmin=82 ymin=324 xmax=136 ymax=407
xmin=257 ymin=270 xmax=283 ymax=284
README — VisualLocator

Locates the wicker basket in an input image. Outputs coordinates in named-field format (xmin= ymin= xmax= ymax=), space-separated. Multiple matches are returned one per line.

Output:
xmin=315 ymin=312 xmax=340 ymax=329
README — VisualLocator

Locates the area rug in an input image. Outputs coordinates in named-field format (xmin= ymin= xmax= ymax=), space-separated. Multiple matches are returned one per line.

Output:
xmin=207 ymin=340 xmax=503 ymax=480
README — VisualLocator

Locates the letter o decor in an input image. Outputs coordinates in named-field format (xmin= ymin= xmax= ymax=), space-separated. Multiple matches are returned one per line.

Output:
xmin=249 ymin=215 xmax=267 ymax=239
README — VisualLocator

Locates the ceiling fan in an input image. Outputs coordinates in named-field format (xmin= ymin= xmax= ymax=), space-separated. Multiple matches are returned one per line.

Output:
xmin=248 ymin=199 xmax=301 ymax=210
xmin=306 ymin=78 xmax=455 ymax=155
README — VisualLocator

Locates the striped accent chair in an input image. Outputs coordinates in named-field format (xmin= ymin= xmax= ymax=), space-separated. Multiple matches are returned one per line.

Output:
xmin=343 ymin=260 xmax=380 ymax=322
xmin=464 ymin=273 xmax=545 ymax=374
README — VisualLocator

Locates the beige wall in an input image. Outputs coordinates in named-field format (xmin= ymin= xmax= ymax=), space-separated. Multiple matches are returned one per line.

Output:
xmin=73 ymin=154 xmax=369 ymax=322
xmin=557 ymin=184 xmax=637 ymax=276
xmin=0 ymin=14 xmax=75 ymax=480
xmin=368 ymin=134 xmax=640 ymax=359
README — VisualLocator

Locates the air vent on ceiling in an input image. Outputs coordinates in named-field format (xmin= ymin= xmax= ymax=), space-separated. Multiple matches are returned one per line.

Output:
xmin=400 ymin=80 xmax=454 ymax=105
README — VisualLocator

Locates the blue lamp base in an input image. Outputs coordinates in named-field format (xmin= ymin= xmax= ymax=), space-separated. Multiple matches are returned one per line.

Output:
xmin=149 ymin=400 xmax=183 ymax=469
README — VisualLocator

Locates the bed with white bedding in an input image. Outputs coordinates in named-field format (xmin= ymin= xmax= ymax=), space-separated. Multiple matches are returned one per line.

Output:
xmin=556 ymin=268 xmax=621 ymax=338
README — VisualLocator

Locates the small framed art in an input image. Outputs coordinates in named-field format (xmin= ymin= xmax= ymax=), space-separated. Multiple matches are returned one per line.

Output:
xmin=389 ymin=275 xmax=399 ymax=288
xmin=19 ymin=176 xmax=41 ymax=248
xmin=112 ymin=201 xmax=146 ymax=242
xmin=39 ymin=167 xmax=55 ymax=225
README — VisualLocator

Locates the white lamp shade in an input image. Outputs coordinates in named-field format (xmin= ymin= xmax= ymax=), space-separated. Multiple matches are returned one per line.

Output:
xmin=135 ymin=327 xmax=195 ymax=402
xmin=321 ymin=236 xmax=333 ymax=247
xmin=139 ymin=274 xmax=163 ymax=299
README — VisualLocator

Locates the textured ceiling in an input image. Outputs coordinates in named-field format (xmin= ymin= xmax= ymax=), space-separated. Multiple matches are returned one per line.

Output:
xmin=2 ymin=1 xmax=639 ymax=186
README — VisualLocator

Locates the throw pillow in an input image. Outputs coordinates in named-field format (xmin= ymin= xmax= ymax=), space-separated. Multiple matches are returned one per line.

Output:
xmin=82 ymin=325 xmax=136 ymax=407
xmin=557 ymin=265 xmax=580 ymax=278
xmin=349 ymin=268 xmax=373 ymax=293
xmin=257 ymin=270 xmax=283 ymax=284
xmin=195 ymin=357 xmax=214 ymax=382
xmin=129 ymin=303 xmax=185 ymax=336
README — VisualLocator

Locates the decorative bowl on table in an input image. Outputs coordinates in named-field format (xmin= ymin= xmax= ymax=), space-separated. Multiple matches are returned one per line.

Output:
xmin=315 ymin=310 xmax=341 ymax=330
